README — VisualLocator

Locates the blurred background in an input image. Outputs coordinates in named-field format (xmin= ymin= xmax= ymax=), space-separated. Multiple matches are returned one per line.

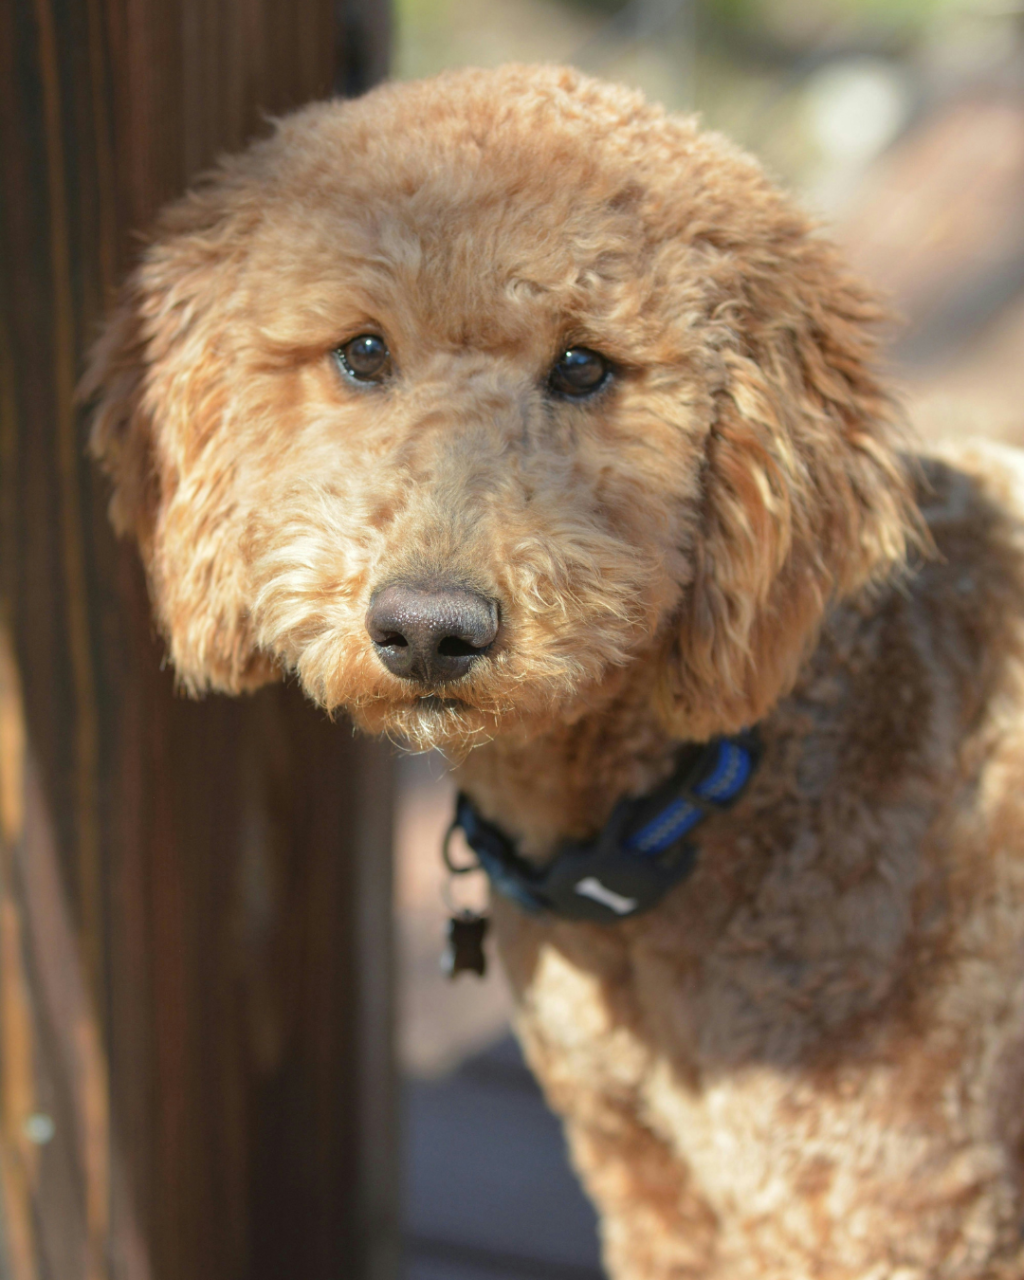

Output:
xmin=388 ymin=2 xmax=1024 ymax=1276
xmin=3 ymin=0 xmax=1018 ymax=1274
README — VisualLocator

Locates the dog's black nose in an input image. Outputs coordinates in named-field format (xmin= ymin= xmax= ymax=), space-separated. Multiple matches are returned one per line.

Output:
xmin=366 ymin=583 xmax=499 ymax=684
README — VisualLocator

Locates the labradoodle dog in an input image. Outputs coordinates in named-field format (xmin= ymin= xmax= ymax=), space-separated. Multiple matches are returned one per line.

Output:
xmin=86 ymin=65 xmax=1024 ymax=1279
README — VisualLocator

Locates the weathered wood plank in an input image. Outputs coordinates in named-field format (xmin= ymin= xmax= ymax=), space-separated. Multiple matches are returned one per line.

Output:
xmin=0 ymin=1 xmax=397 ymax=1276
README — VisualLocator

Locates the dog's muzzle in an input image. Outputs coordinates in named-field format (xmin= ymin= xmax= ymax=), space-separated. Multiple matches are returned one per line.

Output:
xmin=365 ymin=582 xmax=498 ymax=685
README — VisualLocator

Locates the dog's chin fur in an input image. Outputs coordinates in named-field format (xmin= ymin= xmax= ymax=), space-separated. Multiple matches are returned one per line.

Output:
xmin=354 ymin=696 xmax=500 ymax=757
xmin=347 ymin=655 xmax=642 ymax=757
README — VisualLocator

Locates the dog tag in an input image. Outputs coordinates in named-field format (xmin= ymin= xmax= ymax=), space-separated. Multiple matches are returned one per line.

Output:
xmin=442 ymin=912 xmax=488 ymax=979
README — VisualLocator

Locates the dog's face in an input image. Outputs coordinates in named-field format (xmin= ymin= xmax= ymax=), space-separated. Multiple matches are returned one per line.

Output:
xmin=86 ymin=66 xmax=913 ymax=753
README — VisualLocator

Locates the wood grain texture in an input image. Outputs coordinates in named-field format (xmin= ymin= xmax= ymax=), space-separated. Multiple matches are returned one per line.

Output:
xmin=0 ymin=1 xmax=397 ymax=1277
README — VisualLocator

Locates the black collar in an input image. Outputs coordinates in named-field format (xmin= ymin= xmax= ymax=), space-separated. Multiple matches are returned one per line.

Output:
xmin=446 ymin=730 xmax=760 ymax=924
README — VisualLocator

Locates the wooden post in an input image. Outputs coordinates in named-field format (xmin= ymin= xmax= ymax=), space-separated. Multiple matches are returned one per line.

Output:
xmin=0 ymin=2 xmax=397 ymax=1278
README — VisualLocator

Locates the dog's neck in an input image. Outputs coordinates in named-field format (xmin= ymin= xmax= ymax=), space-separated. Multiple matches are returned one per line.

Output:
xmin=454 ymin=678 xmax=686 ymax=863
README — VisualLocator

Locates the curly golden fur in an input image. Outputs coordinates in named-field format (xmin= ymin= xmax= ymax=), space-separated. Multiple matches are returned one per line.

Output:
xmin=86 ymin=65 xmax=1024 ymax=1279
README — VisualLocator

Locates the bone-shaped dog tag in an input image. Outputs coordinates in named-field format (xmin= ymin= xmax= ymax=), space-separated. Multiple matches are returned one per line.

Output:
xmin=442 ymin=912 xmax=488 ymax=979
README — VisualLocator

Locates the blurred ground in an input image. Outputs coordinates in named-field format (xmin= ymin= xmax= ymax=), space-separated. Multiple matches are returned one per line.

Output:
xmin=392 ymin=3 xmax=1024 ymax=1274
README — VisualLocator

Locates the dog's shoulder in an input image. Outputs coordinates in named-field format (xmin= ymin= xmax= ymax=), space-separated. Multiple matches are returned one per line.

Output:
xmin=810 ymin=439 xmax=1024 ymax=760
xmin=914 ymin=438 xmax=1024 ymax=566
xmin=901 ymin=440 xmax=1024 ymax=720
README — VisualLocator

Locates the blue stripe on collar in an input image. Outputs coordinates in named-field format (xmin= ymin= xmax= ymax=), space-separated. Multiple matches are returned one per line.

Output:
xmin=625 ymin=739 xmax=752 ymax=856
xmin=446 ymin=730 xmax=760 ymax=924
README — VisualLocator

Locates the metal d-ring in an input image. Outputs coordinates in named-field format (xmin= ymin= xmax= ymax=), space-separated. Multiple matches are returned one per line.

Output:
xmin=442 ymin=818 xmax=479 ymax=875
xmin=441 ymin=819 xmax=487 ymax=917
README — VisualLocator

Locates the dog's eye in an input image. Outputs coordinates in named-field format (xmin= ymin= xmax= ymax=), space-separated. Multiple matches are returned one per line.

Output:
xmin=335 ymin=334 xmax=391 ymax=383
xmin=549 ymin=347 xmax=610 ymax=398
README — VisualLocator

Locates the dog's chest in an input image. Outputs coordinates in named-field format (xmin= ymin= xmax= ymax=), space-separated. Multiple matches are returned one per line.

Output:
xmin=490 ymin=624 xmax=960 ymax=1145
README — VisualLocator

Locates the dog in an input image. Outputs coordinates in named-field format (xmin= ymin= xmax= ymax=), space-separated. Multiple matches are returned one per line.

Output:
xmin=86 ymin=64 xmax=1024 ymax=1279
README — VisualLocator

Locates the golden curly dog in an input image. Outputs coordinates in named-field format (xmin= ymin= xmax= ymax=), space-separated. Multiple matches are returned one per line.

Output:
xmin=86 ymin=65 xmax=1024 ymax=1280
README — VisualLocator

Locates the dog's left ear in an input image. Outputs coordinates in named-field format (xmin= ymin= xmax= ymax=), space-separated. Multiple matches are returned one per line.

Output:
xmin=661 ymin=240 xmax=920 ymax=740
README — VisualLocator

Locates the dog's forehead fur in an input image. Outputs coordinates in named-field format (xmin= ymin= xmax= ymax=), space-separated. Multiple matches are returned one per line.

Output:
xmin=217 ymin=66 xmax=788 ymax=365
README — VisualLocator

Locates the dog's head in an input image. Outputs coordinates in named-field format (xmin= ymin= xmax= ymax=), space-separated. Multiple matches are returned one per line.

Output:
xmin=85 ymin=65 xmax=916 ymax=752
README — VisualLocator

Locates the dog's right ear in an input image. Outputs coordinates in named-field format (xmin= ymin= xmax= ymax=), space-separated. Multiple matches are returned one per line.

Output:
xmin=83 ymin=176 xmax=278 ymax=695
xmin=86 ymin=278 xmax=159 ymax=545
